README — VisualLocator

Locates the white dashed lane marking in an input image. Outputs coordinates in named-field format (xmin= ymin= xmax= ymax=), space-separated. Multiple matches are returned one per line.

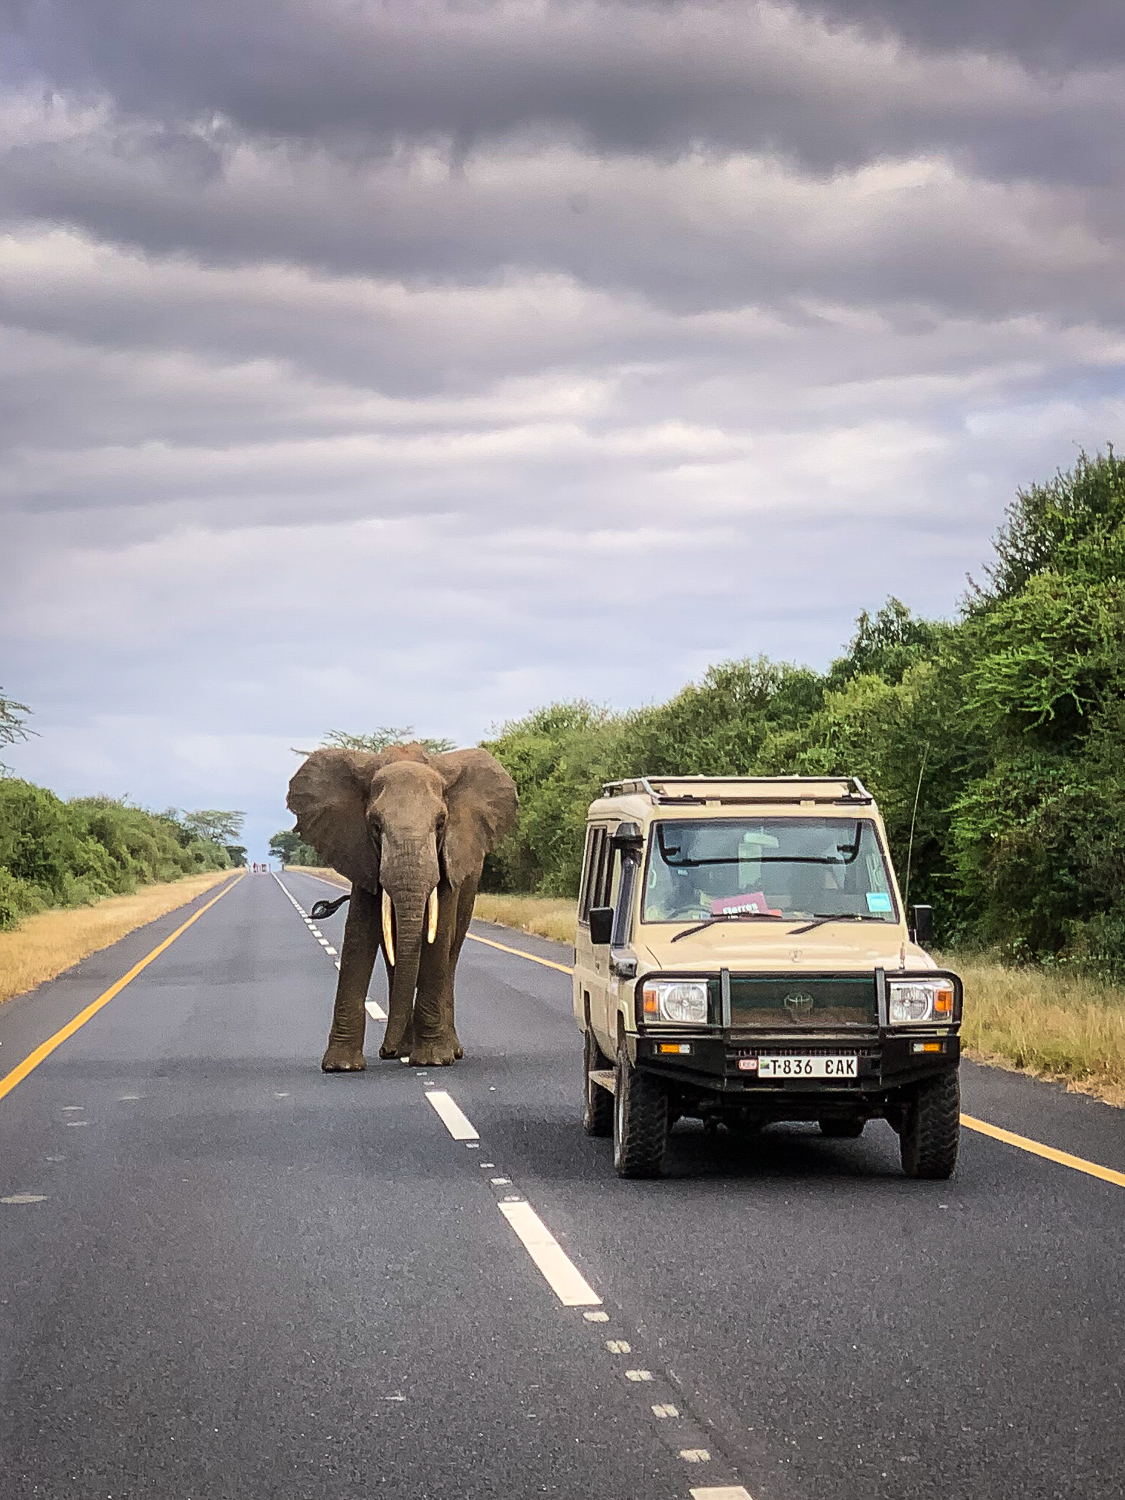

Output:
xmin=497 ymin=1200 xmax=603 ymax=1308
xmin=275 ymin=873 xmax=384 ymax=1023
xmin=2 ymin=1194 xmax=47 ymax=1204
xmin=425 ymin=1090 xmax=479 ymax=1141
xmin=284 ymin=870 xmax=758 ymax=1500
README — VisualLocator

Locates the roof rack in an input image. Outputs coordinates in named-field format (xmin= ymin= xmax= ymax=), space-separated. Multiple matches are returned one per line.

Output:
xmin=598 ymin=775 xmax=874 ymax=807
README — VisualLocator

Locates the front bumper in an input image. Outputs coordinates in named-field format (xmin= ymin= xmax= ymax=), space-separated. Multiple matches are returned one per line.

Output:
xmin=632 ymin=1028 xmax=960 ymax=1102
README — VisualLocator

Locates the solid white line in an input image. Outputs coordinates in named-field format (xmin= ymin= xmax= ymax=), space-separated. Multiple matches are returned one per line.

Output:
xmin=498 ymin=1200 xmax=602 ymax=1308
xmin=425 ymin=1090 xmax=479 ymax=1141
xmin=365 ymin=999 xmax=387 ymax=1021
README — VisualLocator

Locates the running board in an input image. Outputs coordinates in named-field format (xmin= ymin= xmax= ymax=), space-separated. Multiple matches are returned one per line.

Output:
xmin=589 ymin=1069 xmax=616 ymax=1095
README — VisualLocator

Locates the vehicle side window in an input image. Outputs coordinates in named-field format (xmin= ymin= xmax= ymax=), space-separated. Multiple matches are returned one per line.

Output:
xmin=604 ymin=845 xmax=623 ymax=911
xmin=592 ymin=831 xmax=613 ymax=909
xmin=579 ymin=826 xmax=606 ymax=923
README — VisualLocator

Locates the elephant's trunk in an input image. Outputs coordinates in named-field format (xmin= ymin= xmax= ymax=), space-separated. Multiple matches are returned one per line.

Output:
xmin=379 ymin=842 xmax=440 ymax=1058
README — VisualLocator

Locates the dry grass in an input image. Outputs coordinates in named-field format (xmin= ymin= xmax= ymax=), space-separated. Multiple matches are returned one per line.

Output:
xmin=950 ymin=953 xmax=1125 ymax=1107
xmin=0 ymin=870 xmax=236 ymax=1005
xmin=472 ymin=894 xmax=577 ymax=944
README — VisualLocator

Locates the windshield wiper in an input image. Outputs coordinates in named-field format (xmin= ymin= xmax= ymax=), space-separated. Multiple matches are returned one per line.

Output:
xmin=670 ymin=911 xmax=787 ymax=943
xmin=787 ymin=913 xmax=890 ymax=935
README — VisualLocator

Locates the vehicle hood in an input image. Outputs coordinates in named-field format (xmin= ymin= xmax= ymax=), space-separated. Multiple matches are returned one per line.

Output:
xmin=634 ymin=923 xmax=936 ymax=975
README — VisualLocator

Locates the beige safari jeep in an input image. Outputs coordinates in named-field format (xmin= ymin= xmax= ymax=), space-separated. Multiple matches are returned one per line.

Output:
xmin=573 ymin=777 xmax=962 ymax=1180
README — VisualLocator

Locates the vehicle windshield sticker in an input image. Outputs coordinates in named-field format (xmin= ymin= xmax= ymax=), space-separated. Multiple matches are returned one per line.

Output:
xmin=866 ymin=891 xmax=893 ymax=912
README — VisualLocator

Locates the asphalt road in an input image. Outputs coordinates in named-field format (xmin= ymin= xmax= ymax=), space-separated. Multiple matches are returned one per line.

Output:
xmin=1 ymin=868 xmax=1122 ymax=1500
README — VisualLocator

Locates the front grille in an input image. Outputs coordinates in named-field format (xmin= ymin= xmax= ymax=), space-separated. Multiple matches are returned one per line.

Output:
xmin=728 ymin=974 xmax=877 ymax=1029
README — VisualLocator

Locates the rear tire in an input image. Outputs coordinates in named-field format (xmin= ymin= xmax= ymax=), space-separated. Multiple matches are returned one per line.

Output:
xmin=613 ymin=1042 xmax=668 ymax=1178
xmin=900 ymin=1070 xmax=960 ymax=1179
xmin=819 ymin=1117 xmax=865 ymax=1138
xmin=582 ymin=1027 xmax=613 ymax=1137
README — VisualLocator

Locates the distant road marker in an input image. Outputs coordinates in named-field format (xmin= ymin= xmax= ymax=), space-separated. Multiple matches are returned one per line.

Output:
xmin=0 ymin=876 xmax=242 ymax=1110
xmin=961 ymin=1114 xmax=1125 ymax=1190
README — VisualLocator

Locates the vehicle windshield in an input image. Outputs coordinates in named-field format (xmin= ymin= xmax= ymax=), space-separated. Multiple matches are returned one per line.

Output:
xmin=641 ymin=817 xmax=898 ymax=924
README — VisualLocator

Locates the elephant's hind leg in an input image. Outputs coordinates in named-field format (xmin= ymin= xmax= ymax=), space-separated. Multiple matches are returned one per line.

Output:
xmin=322 ymin=885 xmax=379 ymax=1072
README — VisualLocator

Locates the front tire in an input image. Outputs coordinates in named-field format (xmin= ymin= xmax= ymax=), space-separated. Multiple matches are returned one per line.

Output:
xmin=582 ymin=1027 xmax=613 ymax=1137
xmin=613 ymin=1042 xmax=668 ymax=1178
xmin=900 ymin=1070 xmax=960 ymax=1179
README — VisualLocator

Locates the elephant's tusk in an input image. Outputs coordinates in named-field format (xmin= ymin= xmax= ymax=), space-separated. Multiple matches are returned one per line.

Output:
xmin=381 ymin=890 xmax=395 ymax=968
xmin=426 ymin=887 xmax=439 ymax=944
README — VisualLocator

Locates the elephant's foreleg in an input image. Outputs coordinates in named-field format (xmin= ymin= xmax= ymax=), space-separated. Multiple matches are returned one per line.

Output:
xmin=406 ymin=886 xmax=462 ymax=1066
xmin=321 ymin=885 xmax=379 ymax=1072
xmin=443 ymin=880 xmax=478 ymax=1060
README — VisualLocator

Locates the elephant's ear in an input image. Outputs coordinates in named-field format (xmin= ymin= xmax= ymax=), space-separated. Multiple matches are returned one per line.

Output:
xmin=286 ymin=749 xmax=381 ymax=890
xmin=435 ymin=749 xmax=519 ymax=889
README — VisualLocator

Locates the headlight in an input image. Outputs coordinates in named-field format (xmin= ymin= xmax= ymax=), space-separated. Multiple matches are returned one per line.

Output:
xmin=888 ymin=978 xmax=956 ymax=1025
xmin=642 ymin=980 xmax=709 ymax=1024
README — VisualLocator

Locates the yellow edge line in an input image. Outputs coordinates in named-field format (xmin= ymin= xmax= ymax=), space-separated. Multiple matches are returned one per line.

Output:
xmin=960 ymin=1113 xmax=1125 ymax=1189
xmin=0 ymin=875 xmax=243 ymax=1108
xmin=466 ymin=930 xmax=574 ymax=975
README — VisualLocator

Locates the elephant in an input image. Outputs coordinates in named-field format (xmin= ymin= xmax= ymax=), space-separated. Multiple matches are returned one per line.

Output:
xmin=286 ymin=742 xmax=518 ymax=1069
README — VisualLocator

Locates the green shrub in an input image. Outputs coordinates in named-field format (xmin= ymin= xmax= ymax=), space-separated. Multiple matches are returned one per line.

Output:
xmin=0 ymin=782 xmax=232 ymax=931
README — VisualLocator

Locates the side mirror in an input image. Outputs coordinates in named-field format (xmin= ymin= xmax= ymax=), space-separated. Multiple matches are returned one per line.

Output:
xmin=611 ymin=821 xmax=644 ymax=854
xmin=589 ymin=906 xmax=614 ymax=946
xmin=911 ymin=904 xmax=933 ymax=949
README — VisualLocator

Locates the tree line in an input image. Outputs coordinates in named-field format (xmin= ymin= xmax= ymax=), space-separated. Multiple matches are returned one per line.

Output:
xmin=0 ymin=699 xmax=245 ymax=930
xmin=479 ymin=450 xmax=1125 ymax=974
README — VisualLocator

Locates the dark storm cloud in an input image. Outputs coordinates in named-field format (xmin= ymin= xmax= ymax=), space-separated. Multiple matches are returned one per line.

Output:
xmin=803 ymin=0 xmax=1125 ymax=70
xmin=3 ymin=129 xmax=1123 ymax=333
xmin=4 ymin=1 xmax=1124 ymax=186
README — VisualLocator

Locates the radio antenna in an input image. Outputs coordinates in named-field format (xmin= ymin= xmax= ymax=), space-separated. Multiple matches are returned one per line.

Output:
xmin=902 ymin=741 xmax=930 ymax=916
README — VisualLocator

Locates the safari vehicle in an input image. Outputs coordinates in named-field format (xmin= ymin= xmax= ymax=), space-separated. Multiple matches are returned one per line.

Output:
xmin=574 ymin=776 xmax=962 ymax=1180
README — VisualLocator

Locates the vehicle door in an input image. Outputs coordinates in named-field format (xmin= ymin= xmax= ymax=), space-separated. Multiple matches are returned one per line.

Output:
xmin=575 ymin=822 xmax=617 ymax=1051
xmin=574 ymin=823 xmax=604 ymax=1030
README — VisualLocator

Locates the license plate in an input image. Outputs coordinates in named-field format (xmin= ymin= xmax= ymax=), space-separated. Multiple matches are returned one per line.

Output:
xmin=754 ymin=1054 xmax=857 ymax=1079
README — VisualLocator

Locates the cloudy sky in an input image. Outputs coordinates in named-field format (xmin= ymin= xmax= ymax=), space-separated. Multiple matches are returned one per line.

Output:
xmin=3 ymin=1 xmax=1124 ymax=856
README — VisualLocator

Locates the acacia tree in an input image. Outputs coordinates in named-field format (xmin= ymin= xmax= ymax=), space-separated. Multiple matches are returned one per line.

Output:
xmin=0 ymin=688 xmax=33 ymax=774
xmin=293 ymin=727 xmax=456 ymax=756
xmin=177 ymin=809 xmax=246 ymax=845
